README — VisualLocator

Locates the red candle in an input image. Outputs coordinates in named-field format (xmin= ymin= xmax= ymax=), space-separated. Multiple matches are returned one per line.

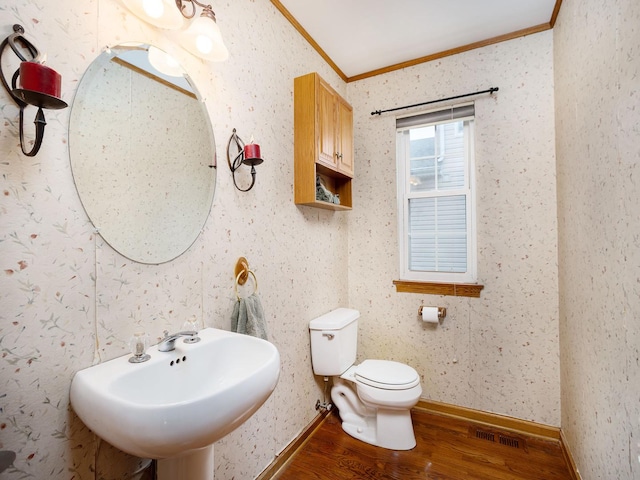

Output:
xmin=244 ymin=143 xmax=261 ymax=160
xmin=19 ymin=61 xmax=62 ymax=98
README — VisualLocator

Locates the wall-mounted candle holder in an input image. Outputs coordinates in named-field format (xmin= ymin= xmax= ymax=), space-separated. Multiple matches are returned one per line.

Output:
xmin=227 ymin=128 xmax=264 ymax=192
xmin=0 ymin=24 xmax=68 ymax=157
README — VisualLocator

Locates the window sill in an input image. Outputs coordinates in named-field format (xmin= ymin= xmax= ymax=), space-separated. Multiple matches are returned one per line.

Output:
xmin=392 ymin=280 xmax=484 ymax=298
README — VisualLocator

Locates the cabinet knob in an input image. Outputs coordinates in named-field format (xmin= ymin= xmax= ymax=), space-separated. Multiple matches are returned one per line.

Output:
xmin=335 ymin=152 xmax=343 ymax=160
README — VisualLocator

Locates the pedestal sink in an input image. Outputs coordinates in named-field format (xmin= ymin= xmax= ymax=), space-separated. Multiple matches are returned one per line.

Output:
xmin=70 ymin=328 xmax=280 ymax=480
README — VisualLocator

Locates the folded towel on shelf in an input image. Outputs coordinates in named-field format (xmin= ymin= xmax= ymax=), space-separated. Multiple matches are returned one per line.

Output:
xmin=231 ymin=293 xmax=268 ymax=340
xmin=316 ymin=175 xmax=340 ymax=204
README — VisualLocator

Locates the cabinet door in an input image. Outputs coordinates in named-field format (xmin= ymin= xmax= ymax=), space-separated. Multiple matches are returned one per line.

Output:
xmin=336 ymin=97 xmax=354 ymax=177
xmin=317 ymin=79 xmax=338 ymax=169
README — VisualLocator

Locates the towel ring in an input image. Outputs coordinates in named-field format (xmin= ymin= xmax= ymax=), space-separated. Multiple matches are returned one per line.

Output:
xmin=235 ymin=269 xmax=257 ymax=300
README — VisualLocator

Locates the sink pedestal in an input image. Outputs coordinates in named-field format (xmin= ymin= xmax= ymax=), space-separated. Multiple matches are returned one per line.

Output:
xmin=157 ymin=445 xmax=214 ymax=480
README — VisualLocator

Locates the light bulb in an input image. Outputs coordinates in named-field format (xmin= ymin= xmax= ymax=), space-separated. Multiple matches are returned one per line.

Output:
xmin=121 ymin=0 xmax=183 ymax=29
xmin=142 ymin=0 xmax=164 ymax=19
xmin=180 ymin=14 xmax=229 ymax=61
xmin=196 ymin=34 xmax=213 ymax=55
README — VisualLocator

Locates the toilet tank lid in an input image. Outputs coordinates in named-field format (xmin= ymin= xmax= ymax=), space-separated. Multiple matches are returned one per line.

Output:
xmin=309 ymin=308 xmax=360 ymax=330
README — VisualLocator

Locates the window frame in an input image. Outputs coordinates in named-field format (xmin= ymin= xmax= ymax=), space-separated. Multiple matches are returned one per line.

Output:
xmin=396 ymin=106 xmax=477 ymax=284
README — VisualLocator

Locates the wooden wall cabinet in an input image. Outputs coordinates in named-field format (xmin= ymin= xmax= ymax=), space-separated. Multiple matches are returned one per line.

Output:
xmin=294 ymin=72 xmax=353 ymax=210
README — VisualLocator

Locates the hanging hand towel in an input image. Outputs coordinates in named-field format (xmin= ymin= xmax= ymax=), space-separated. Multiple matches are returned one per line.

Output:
xmin=231 ymin=293 xmax=268 ymax=340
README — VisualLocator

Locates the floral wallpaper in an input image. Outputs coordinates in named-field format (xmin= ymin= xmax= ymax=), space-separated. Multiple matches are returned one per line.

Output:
xmin=555 ymin=0 xmax=640 ymax=478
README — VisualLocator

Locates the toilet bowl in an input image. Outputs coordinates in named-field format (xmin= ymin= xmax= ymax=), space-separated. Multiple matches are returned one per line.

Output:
xmin=333 ymin=360 xmax=421 ymax=450
xmin=309 ymin=308 xmax=422 ymax=450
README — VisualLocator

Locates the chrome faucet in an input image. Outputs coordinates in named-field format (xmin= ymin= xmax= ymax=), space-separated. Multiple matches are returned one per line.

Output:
xmin=157 ymin=330 xmax=200 ymax=352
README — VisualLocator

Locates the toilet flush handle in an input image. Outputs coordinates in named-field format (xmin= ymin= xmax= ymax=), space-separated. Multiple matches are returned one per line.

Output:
xmin=322 ymin=332 xmax=335 ymax=340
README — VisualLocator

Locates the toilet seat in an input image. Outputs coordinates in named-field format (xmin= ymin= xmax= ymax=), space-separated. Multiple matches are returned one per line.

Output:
xmin=354 ymin=359 xmax=420 ymax=390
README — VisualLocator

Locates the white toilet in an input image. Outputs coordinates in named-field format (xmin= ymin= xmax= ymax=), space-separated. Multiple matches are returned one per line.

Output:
xmin=309 ymin=308 xmax=422 ymax=450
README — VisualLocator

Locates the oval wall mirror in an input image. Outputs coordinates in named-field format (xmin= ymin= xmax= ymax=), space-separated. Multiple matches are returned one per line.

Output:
xmin=69 ymin=43 xmax=216 ymax=264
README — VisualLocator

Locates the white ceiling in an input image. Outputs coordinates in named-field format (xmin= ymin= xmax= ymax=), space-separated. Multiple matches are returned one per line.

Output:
xmin=275 ymin=0 xmax=558 ymax=80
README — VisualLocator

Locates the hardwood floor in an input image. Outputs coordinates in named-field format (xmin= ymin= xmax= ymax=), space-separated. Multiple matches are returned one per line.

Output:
xmin=269 ymin=409 xmax=573 ymax=479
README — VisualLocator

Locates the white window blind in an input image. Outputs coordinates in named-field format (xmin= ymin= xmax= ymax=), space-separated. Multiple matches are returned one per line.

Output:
xmin=396 ymin=104 xmax=475 ymax=129
xmin=396 ymin=104 xmax=476 ymax=283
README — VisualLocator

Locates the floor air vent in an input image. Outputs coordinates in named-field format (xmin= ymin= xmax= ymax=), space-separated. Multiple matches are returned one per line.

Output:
xmin=475 ymin=429 xmax=495 ymax=442
xmin=499 ymin=434 xmax=520 ymax=449
xmin=470 ymin=427 xmax=526 ymax=451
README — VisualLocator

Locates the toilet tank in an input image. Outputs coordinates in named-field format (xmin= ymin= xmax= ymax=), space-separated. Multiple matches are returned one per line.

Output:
xmin=309 ymin=308 xmax=359 ymax=376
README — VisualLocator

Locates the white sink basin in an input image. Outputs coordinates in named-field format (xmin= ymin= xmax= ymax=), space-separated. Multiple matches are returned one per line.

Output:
xmin=70 ymin=328 xmax=280 ymax=459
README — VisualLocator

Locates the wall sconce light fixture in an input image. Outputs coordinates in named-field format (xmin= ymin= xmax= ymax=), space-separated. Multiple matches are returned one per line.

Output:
xmin=227 ymin=128 xmax=263 ymax=192
xmin=121 ymin=0 xmax=229 ymax=61
xmin=0 ymin=24 xmax=68 ymax=157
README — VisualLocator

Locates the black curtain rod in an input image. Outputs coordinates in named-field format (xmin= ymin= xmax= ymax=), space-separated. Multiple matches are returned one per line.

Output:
xmin=371 ymin=87 xmax=499 ymax=116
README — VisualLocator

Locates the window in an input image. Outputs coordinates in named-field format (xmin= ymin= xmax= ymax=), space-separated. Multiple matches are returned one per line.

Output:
xmin=396 ymin=104 xmax=476 ymax=283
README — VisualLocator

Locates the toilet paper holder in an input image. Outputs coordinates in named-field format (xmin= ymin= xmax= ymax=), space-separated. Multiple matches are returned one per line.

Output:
xmin=418 ymin=305 xmax=447 ymax=321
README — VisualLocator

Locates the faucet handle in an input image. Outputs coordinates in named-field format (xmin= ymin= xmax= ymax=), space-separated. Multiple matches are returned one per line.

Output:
xmin=181 ymin=316 xmax=199 ymax=332
xmin=129 ymin=331 xmax=151 ymax=363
